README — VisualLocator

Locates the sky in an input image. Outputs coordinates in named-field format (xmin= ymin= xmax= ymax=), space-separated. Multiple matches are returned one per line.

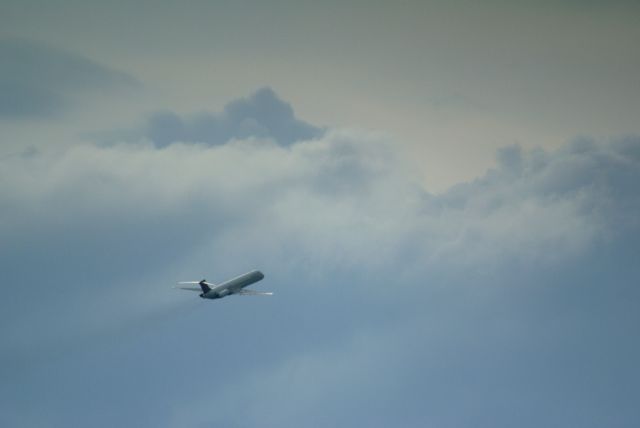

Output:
xmin=1 ymin=1 xmax=639 ymax=427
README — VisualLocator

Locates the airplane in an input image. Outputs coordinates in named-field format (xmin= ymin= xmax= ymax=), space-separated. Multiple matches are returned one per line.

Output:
xmin=175 ymin=270 xmax=272 ymax=300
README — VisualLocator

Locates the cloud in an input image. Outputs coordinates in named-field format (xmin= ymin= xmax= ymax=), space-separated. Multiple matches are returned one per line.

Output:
xmin=143 ymin=87 xmax=324 ymax=147
xmin=1 ymin=131 xmax=639 ymax=427
xmin=0 ymin=38 xmax=139 ymax=119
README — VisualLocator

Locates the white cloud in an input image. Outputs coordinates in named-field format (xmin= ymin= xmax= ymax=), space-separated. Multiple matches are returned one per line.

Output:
xmin=1 ymin=131 xmax=639 ymax=427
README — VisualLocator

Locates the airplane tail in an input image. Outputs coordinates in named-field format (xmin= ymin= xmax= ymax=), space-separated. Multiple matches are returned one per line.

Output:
xmin=199 ymin=279 xmax=211 ymax=293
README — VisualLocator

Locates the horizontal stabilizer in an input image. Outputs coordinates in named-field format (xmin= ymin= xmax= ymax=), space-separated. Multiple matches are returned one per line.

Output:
xmin=174 ymin=284 xmax=202 ymax=291
xmin=177 ymin=280 xmax=214 ymax=293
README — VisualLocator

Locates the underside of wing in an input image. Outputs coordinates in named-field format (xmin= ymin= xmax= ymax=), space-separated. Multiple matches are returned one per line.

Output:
xmin=237 ymin=290 xmax=273 ymax=296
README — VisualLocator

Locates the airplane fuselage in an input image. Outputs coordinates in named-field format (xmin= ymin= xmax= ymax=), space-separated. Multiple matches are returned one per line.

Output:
xmin=200 ymin=270 xmax=264 ymax=299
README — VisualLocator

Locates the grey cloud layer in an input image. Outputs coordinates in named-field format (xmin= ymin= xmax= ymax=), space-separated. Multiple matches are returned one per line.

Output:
xmin=1 ymin=130 xmax=639 ymax=427
xmin=0 ymin=38 xmax=139 ymax=119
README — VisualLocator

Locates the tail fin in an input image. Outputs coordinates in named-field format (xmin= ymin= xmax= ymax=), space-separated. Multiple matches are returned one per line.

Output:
xmin=199 ymin=279 xmax=211 ymax=293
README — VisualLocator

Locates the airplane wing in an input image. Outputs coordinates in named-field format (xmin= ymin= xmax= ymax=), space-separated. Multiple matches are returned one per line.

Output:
xmin=237 ymin=290 xmax=273 ymax=296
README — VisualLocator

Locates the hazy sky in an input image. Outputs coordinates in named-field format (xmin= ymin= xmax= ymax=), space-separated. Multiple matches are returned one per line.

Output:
xmin=1 ymin=2 xmax=640 ymax=427
xmin=3 ymin=0 xmax=639 ymax=188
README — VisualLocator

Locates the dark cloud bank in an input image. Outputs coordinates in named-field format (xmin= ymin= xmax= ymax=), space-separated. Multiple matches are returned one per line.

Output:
xmin=91 ymin=87 xmax=323 ymax=148
xmin=1 ymin=95 xmax=639 ymax=426
xmin=143 ymin=87 xmax=324 ymax=147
